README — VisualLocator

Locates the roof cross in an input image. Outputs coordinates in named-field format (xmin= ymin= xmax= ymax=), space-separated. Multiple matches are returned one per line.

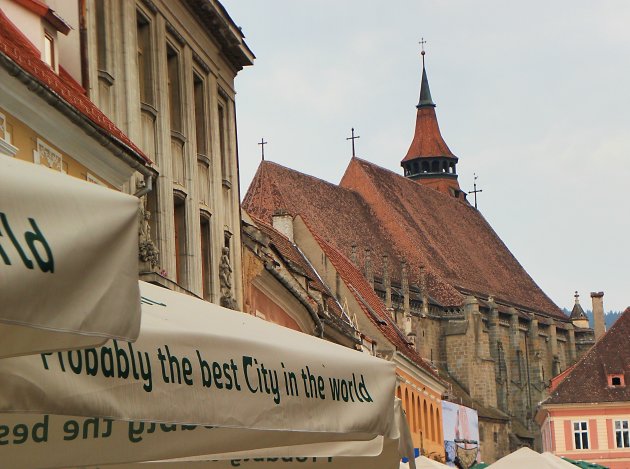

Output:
xmin=346 ymin=128 xmax=360 ymax=157
xmin=419 ymin=37 xmax=427 ymax=66
xmin=470 ymin=173 xmax=483 ymax=209
xmin=419 ymin=37 xmax=427 ymax=53
xmin=258 ymin=138 xmax=268 ymax=161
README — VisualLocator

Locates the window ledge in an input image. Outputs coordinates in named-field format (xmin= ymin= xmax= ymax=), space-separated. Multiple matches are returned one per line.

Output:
xmin=0 ymin=138 xmax=18 ymax=157
xmin=222 ymin=178 xmax=232 ymax=189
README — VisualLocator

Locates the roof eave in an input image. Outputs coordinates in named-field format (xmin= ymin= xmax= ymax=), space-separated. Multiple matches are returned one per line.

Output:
xmin=184 ymin=0 xmax=255 ymax=71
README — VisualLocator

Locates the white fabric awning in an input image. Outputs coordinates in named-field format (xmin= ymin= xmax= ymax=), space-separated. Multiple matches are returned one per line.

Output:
xmin=0 ymin=281 xmax=410 ymax=467
xmin=0 ymin=157 xmax=141 ymax=357
xmin=488 ymin=447 xmax=570 ymax=468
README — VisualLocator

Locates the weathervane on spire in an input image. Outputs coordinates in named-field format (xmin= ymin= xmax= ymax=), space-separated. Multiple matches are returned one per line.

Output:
xmin=419 ymin=37 xmax=427 ymax=66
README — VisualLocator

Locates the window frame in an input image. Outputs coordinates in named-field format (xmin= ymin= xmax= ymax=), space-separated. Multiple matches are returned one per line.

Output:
xmin=573 ymin=420 xmax=589 ymax=450
xmin=615 ymin=420 xmax=630 ymax=449
xmin=43 ymin=30 xmax=55 ymax=70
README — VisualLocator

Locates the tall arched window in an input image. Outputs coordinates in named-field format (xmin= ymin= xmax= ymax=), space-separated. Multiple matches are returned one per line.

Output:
xmin=423 ymin=400 xmax=429 ymax=440
xmin=430 ymin=404 xmax=435 ymax=442
xmin=411 ymin=392 xmax=417 ymax=432
xmin=416 ymin=395 xmax=422 ymax=435
xmin=436 ymin=407 xmax=442 ymax=442
xmin=404 ymin=388 xmax=410 ymax=428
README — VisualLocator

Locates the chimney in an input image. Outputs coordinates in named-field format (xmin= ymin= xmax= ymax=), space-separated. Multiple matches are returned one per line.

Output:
xmin=272 ymin=209 xmax=293 ymax=242
xmin=591 ymin=291 xmax=605 ymax=340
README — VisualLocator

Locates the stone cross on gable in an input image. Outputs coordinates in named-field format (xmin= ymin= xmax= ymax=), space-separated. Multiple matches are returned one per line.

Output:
xmin=346 ymin=128 xmax=360 ymax=157
xmin=258 ymin=138 xmax=268 ymax=161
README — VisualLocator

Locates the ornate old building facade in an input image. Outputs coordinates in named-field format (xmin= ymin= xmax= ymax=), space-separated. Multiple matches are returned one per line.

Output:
xmin=1 ymin=0 xmax=253 ymax=308
xmin=79 ymin=0 xmax=253 ymax=304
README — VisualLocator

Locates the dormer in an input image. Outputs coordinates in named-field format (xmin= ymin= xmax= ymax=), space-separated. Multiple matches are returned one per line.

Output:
xmin=607 ymin=373 xmax=625 ymax=388
xmin=1 ymin=0 xmax=71 ymax=73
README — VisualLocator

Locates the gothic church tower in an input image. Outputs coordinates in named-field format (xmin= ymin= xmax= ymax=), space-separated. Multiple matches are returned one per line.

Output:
xmin=401 ymin=51 xmax=464 ymax=199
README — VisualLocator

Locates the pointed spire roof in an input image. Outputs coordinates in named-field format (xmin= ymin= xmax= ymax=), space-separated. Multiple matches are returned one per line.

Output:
xmin=401 ymin=55 xmax=455 ymax=163
xmin=417 ymin=63 xmax=435 ymax=108
xmin=570 ymin=291 xmax=588 ymax=321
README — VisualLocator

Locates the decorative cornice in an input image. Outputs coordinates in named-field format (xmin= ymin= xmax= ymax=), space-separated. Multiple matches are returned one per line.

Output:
xmin=165 ymin=21 xmax=186 ymax=46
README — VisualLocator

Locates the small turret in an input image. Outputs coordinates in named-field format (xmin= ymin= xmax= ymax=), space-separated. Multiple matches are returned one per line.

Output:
xmin=570 ymin=291 xmax=590 ymax=329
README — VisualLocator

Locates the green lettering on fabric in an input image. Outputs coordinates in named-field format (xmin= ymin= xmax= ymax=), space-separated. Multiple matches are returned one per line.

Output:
xmin=0 ymin=213 xmax=54 ymax=272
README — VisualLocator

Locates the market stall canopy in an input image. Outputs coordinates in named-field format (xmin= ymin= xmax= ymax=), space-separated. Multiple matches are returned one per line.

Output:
xmin=97 ymin=436 xmax=402 ymax=469
xmin=0 ymin=157 xmax=141 ymax=357
xmin=0 ymin=281 xmax=407 ymax=467
xmin=488 ymin=447 xmax=572 ymax=469
xmin=541 ymin=453 xmax=586 ymax=468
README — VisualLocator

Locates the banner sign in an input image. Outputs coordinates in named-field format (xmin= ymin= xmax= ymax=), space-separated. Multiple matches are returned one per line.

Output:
xmin=0 ymin=282 xmax=396 ymax=437
xmin=0 ymin=157 xmax=141 ymax=357
xmin=0 ymin=413 xmax=385 ymax=467
xmin=441 ymin=401 xmax=479 ymax=467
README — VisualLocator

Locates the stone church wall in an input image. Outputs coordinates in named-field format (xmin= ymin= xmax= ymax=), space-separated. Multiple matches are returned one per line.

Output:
xmin=479 ymin=420 xmax=510 ymax=464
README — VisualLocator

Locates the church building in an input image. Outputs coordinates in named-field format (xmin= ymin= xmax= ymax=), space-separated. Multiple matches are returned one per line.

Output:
xmin=242 ymin=53 xmax=596 ymax=462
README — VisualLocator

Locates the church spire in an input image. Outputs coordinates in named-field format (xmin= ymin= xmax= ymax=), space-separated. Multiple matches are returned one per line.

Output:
xmin=417 ymin=47 xmax=435 ymax=108
xmin=401 ymin=44 xmax=463 ymax=199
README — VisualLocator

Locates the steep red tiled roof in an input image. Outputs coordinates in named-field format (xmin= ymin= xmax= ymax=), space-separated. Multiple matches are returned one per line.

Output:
xmin=402 ymin=106 xmax=455 ymax=163
xmin=0 ymin=8 xmax=151 ymax=165
xmin=545 ymin=307 xmax=630 ymax=405
xmin=340 ymin=158 xmax=565 ymax=317
xmin=310 ymin=229 xmax=443 ymax=383
xmin=243 ymin=160 xmax=463 ymax=308
xmin=243 ymin=159 xmax=566 ymax=318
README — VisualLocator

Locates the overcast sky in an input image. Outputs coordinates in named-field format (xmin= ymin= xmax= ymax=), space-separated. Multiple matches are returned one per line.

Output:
xmin=222 ymin=0 xmax=629 ymax=313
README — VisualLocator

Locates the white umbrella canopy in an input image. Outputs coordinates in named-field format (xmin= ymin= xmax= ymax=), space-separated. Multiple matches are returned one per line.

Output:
xmin=87 ymin=403 xmax=411 ymax=469
xmin=488 ymin=447 xmax=568 ymax=469
xmin=0 ymin=157 xmax=141 ymax=357
xmin=100 ymin=438 xmax=402 ymax=469
xmin=0 ymin=281 xmax=411 ymax=467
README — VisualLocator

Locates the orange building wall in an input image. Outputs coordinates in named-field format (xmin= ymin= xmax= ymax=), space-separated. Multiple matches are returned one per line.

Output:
xmin=248 ymin=284 xmax=303 ymax=332
xmin=544 ymin=405 xmax=630 ymax=469
xmin=396 ymin=369 xmax=445 ymax=462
